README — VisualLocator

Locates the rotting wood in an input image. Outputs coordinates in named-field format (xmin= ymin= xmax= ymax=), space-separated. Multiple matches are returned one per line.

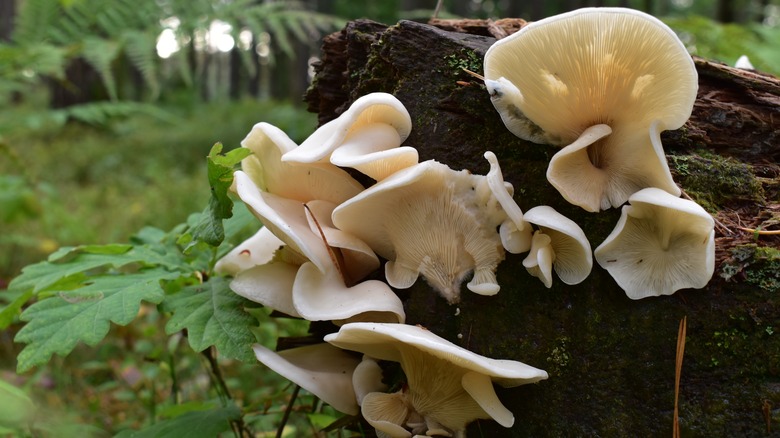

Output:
xmin=305 ymin=18 xmax=780 ymax=436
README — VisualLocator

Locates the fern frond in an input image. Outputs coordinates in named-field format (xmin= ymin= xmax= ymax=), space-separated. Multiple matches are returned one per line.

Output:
xmin=122 ymin=30 xmax=160 ymax=99
xmin=80 ymin=37 xmax=121 ymax=101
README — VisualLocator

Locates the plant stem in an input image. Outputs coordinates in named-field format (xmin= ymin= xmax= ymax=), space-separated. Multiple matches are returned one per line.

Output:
xmin=201 ymin=347 xmax=252 ymax=437
xmin=277 ymin=385 xmax=301 ymax=438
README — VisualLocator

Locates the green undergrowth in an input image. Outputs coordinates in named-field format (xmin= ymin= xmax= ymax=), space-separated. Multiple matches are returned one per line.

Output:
xmin=720 ymin=244 xmax=780 ymax=293
xmin=0 ymin=99 xmax=316 ymax=281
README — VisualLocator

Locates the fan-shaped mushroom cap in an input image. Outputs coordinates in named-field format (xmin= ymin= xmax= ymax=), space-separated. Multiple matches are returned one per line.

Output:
xmin=282 ymin=93 xmax=412 ymax=164
xmin=214 ymin=226 xmax=284 ymax=276
xmin=253 ymin=343 xmax=361 ymax=415
xmin=325 ymin=323 xmax=548 ymax=433
xmin=329 ymin=123 xmax=419 ymax=181
xmin=522 ymin=205 xmax=593 ymax=288
xmin=484 ymin=151 xmax=533 ymax=254
xmin=293 ymin=261 xmax=406 ymax=324
xmin=332 ymin=160 xmax=507 ymax=303
xmin=546 ymin=121 xmax=681 ymax=212
xmin=483 ymin=7 xmax=698 ymax=145
xmin=353 ymin=356 xmax=389 ymax=406
xmin=594 ymin=188 xmax=715 ymax=299
xmin=240 ymin=122 xmax=363 ymax=204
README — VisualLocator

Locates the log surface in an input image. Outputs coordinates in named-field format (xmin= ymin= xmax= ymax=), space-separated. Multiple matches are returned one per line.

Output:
xmin=306 ymin=19 xmax=780 ymax=436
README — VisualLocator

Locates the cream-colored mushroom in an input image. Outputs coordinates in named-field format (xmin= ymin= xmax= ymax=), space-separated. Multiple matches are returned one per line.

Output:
xmin=253 ymin=343 xmax=362 ymax=415
xmin=325 ymin=322 xmax=548 ymax=436
xmin=594 ymin=188 xmax=715 ymax=299
xmin=214 ymin=226 xmax=284 ymax=276
xmin=240 ymin=121 xmax=363 ymax=204
xmin=230 ymin=171 xmax=405 ymax=323
xmin=522 ymin=205 xmax=593 ymax=288
xmin=483 ymin=7 xmax=697 ymax=211
xmin=282 ymin=93 xmax=412 ymax=166
xmin=332 ymin=159 xmax=516 ymax=304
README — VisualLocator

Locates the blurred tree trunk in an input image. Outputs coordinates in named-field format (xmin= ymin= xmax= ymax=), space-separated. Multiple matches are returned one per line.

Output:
xmin=716 ymin=0 xmax=736 ymax=22
xmin=0 ymin=0 xmax=14 ymax=42
xmin=306 ymin=18 xmax=780 ymax=436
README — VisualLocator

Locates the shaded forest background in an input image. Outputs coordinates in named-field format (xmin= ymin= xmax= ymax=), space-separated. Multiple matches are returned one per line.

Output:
xmin=0 ymin=0 xmax=779 ymax=436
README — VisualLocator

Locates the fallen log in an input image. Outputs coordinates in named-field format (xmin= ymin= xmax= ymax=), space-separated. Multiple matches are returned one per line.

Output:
xmin=305 ymin=18 xmax=780 ymax=436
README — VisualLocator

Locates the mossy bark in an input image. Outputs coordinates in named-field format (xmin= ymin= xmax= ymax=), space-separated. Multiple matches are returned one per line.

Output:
xmin=306 ymin=19 xmax=780 ymax=436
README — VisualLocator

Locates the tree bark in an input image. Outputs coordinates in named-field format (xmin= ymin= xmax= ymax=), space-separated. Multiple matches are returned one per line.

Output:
xmin=305 ymin=19 xmax=780 ymax=436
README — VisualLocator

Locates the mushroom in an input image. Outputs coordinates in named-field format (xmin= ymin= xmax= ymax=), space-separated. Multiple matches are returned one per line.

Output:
xmin=483 ymin=7 xmax=697 ymax=211
xmin=332 ymin=158 xmax=516 ymax=304
xmin=521 ymin=206 xmax=593 ymax=288
xmin=253 ymin=343 xmax=361 ymax=415
xmin=230 ymin=171 xmax=405 ymax=323
xmin=214 ymin=226 xmax=284 ymax=276
xmin=594 ymin=187 xmax=715 ymax=299
xmin=329 ymin=123 xmax=419 ymax=181
xmin=324 ymin=322 xmax=548 ymax=436
xmin=484 ymin=151 xmax=533 ymax=254
xmin=240 ymin=121 xmax=363 ymax=204
xmin=282 ymin=93 xmax=413 ymax=166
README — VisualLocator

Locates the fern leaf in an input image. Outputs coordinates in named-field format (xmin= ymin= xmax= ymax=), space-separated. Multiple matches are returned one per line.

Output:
xmin=80 ymin=37 xmax=121 ymax=101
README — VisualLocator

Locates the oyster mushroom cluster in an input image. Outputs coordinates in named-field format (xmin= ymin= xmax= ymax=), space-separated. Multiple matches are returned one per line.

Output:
xmin=482 ymin=7 xmax=715 ymax=299
xmin=218 ymin=92 xmax=550 ymax=435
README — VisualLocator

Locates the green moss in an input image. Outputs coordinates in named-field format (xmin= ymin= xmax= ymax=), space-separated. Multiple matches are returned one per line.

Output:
xmin=720 ymin=244 xmax=780 ymax=293
xmin=442 ymin=49 xmax=482 ymax=75
xmin=669 ymin=152 xmax=764 ymax=211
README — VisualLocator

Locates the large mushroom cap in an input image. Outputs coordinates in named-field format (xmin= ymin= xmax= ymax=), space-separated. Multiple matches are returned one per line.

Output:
xmin=483 ymin=7 xmax=698 ymax=145
xmin=332 ymin=161 xmax=506 ymax=303
xmin=324 ymin=322 xmax=548 ymax=386
xmin=594 ymin=188 xmax=715 ymax=299
xmin=253 ymin=343 xmax=361 ymax=415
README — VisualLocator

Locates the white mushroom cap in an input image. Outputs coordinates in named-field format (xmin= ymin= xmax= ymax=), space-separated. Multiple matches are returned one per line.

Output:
xmin=329 ymin=123 xmax=419 ymax=181
xmin=522 ymin=205 xmax=593 ymax=287
xmin=293 ymin=261 xmax=406 ymax=324
xmin=546 ymin=121 xmax=681 ymax=212
xmin=353 ymin=356 xmax=389 ymax=406
xmin=230 ymin=260 xmax=301 ymax=317
xmin=332 ymin=161 xmax=506 ymax=303
xmin=253 ymin=343 xmax=361 ymax=415
xmin=214 ymin=226 xmax=284 ymax=276
xmin=282 ymin=93 xmax=412 ymax=164
xmin=483 ymin=7 xmax=698 ymax=145
xmin=594 ymin=187 xmax=715 ymax=299
xmin=234 ymin=171 xmax=332 ymax=273
xmin=325 ymin=323 xmax=548 ymax=431
xmin=240 ymin=122 xmax=364 ymax=204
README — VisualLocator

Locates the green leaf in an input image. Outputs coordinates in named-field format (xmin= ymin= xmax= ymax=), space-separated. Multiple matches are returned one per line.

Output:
xmin=114 ymin=404 xmax=240 ymax=438
xmin=188 ymin=143 xmax=252 ymax=247
xmin=0 ymin=289 xmax=34 ymax=329
xmin=0 ymin=378 xmax=35 ymax=428
xmin=14 ymin=268 xmax=181 ymax=373
xmin=8 ymin=244 xmax=189 ymax=296
xmin=164 ymin=276 xmax=260 ymax=362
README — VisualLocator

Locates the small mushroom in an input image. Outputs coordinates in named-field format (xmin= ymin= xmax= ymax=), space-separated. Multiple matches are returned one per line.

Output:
xmin=522 ymin=205 xmax=593 ymax=288
xmin=253 ymin=343 xmax=361 ymax=415
xmin=240 ymin=121 xmax=363 ymax=204
xmin=329 ymin=123 xmax=419 ymax=181
xmin=332 ymin=160 xmax=510 ymax=303
xmin=282 ymin=93 xmax=412 ymax=165
xmin=484 ymin=151 xmax=533 ymax=254
xmin=214 ymin=226 xmax=284 ymax=276
xmin=325 ymin=322 xmax=548 ymax=436
xmin=594 ymin=188 xmax=715 ymax=299
xmin=483 ymin=7 xmax=697 ymax=211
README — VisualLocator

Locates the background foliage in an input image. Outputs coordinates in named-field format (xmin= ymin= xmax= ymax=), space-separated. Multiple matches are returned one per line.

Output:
xmin=1 ymin=0 xmax=779 ymax=436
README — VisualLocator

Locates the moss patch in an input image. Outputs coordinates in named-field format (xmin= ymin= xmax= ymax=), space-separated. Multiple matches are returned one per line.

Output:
xmin=669 ymin=152 xmax=764 ymax=211
xmin=720 ymin=244 xmax=780 ymax=293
